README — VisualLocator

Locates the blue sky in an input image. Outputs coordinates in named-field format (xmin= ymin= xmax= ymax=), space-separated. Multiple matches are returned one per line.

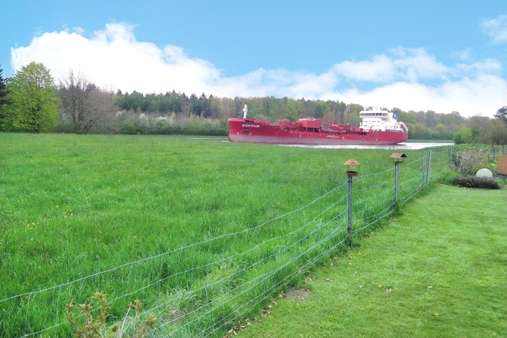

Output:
xmin=2 ymin=0 xmax=507 ymax=116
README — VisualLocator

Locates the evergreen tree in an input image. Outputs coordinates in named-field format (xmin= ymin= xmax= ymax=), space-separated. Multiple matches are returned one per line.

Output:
xmin=496 ymin=106 xmax=507 ymax=125
xmin=0 ymin=65 xmax=9 ymax=130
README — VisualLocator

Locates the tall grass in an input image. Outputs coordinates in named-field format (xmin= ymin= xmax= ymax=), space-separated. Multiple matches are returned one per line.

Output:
xmin=0 ymin=134 xmax=451 ymax=336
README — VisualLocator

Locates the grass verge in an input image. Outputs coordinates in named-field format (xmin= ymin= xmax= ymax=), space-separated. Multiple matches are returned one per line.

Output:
xmin=240 ymin=184 xmax=507 ymax=338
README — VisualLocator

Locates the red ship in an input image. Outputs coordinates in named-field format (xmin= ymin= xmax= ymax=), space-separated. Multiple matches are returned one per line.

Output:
xmin=228 ymin=106 xmax=408 ymax=145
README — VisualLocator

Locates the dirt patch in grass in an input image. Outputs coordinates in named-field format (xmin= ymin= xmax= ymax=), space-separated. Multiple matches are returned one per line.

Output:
xmin=285 ymin=288 xmax=310 ymax=301
xmin=167 ymin=309 xmax=185 ymax=322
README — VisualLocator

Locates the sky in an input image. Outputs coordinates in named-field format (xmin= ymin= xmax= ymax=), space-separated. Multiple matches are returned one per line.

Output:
xmin=2 ymin=0 xmax=507 ymax=117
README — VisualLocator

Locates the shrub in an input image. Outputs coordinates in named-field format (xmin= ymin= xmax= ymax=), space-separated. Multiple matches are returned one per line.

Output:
xmin=67 ymin=293 xmax=157 ymax=338
xmin=117 ymin=113 xmax=227 ymax=136
xmin=67 ymin=292 xmax=111 ymax=337
xmin=451 ymin=176 xmax=500 ymax=189
xmin=454 ymin=127 xmax=474 ymax=144
xmin=452 ymin=149 xmax=489 ymax=176
xmin=442 ymin=171 xmax=460 ymax=185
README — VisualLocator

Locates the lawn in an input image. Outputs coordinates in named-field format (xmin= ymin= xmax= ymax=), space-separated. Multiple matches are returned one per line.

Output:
xmin=240 ymin=184 xmax=507 ymax=338
xmin=0 ymin=133 xmax=449 ymax=336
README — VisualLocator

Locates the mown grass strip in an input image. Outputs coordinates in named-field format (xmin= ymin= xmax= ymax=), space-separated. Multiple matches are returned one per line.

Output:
xmin=240 ymin=185 xmax=507 ymax=338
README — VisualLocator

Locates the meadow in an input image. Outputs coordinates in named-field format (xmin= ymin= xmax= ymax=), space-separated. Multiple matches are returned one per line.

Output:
xmin=0 ymin=134 xmax=450 ymax=337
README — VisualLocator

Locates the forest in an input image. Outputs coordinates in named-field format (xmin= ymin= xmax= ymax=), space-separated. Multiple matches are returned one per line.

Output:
xmin=1 ymin=62 xmax=506 ymax=143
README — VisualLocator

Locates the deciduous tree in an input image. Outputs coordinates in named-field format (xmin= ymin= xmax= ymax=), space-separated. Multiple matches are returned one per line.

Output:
xmin=7 ymin=62 xmax=59 ymax=132
xmin=59 ymin=72 xmax=116 ymax=133
xmin=486 ymin=119 xmax=507 ymax=145
xmin=454 ymin=127 xmax=474 ymax=144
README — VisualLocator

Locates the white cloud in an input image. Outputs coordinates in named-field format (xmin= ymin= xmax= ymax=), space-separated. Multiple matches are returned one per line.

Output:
xmin=482 ymin=15 xmax=507 ymax=43
xmin=332 ymin=55 xmax=396 ymax=82
xmin=456 ymin=58 xmax=502 ymax=75
xmin=455 ymin=48 xmax=472 ymax=62
xmin=330 ymin=48 xmax=449 ymax=83
xmin=11 ymin=24 xmax=222 ymax=94
xmin=10 ymin=23 xmax=507 ymax=117
xmin=390 ymin=47 xmax=450 ymax=81
xmin=330 ymin=74 xmax=507 ymax=116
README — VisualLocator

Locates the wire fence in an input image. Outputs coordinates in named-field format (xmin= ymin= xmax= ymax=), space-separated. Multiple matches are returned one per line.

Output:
xmin=1 ymin=145 xmax=460 ymax=337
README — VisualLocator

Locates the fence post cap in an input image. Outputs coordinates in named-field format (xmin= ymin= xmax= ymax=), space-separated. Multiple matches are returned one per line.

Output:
xmin=344 ymin=159 xmax=360 ymax=176
xmin=390 ymin=152 xmax=407 ymax=162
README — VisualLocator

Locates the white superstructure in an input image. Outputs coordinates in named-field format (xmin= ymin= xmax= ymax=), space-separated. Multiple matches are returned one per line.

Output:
xmin=359 ymin=107 xmax=408 ymax=132
xmin=243 ymin=104 xmax=248 ymax=118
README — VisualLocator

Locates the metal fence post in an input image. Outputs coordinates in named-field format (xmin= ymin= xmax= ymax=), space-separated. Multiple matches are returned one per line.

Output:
xmin=344 ymin=159 xmax=359 ymax=248
xmin=346 ymin=174 xmax=353 ymax=247
xmin=389 ymin=152 xmax=406 ymax=208
xmin=394 ymin=160 xmax=400 ymax=206
xmin=427 ymin=150 xmax=432 ymax=184
xmin=450 ymin=145 xmax=454 ymax=168
xmin=421 ymin=152 xmax=427 ymax=187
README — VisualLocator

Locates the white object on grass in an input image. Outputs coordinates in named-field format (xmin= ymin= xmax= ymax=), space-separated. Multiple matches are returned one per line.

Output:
xmin=476 ymin=168 xmax=493 ymax=178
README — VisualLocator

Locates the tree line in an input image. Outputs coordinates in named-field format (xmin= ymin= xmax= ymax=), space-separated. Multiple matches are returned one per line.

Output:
xmin=0 ymin=62 xmax=506 ymax=144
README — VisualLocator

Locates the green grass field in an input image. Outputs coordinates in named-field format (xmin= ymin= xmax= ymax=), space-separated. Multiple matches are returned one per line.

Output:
xmin=0 ymin=133 xmax=450 ymax=337
xmin=241 ymin=184 xmax=507 ymax=337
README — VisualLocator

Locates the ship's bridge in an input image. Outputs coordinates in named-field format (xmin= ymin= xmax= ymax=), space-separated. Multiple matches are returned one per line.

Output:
xmin=359 ymin=107 xmax=407 ymax=132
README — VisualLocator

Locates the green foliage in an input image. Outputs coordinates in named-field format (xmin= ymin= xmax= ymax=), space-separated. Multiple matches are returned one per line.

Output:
xmin=117 ymin=113 xmax=227 ymax=136
xmin=451 ymin=176 xmax=500 ymax=189
xmin=6 ymin=62 xmax=60 ymax=132
xmin=113 ymin=91 xmax=502 ymax=143
xmin=486 ymin=119 xmax=507 ymax=145
xmin=496 ymin=106 xmax=507 ymax=124
xmin=113 ymin=91 xmax=477 ymax=140
xmin=453 ymin=127 xmax=474 ymax=144
xmin=115 ymin=92 xmax=353 ymax=123
xmin=0 ymin=65 xmax=9 ymax=130
xmin=0 ymin=64 xmax=503 ymax=142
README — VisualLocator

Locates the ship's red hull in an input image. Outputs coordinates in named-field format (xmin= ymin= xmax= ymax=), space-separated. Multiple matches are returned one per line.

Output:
xmin=228 ymin=118 xmax=408 ymax=145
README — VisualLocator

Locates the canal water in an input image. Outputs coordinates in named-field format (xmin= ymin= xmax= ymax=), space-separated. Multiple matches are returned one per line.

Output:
xmin=280 ymin=142 xmax=453 ymax=150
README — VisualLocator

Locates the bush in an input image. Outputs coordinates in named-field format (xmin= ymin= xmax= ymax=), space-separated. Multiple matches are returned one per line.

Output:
xmin=442 ymin=171 xmax=460 ymax=185
xmin=451 ymin=176 xmax=500 ymax=189
xmin=452 ymin=149 xmax=490 ymax=176
xmin=118 ymin=113 xmax=227 ymax=136
xmin=454 ymin=127 xmax=474 ymax=144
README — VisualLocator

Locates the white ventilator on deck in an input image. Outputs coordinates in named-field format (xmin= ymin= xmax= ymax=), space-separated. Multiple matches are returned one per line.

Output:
xmin=243 ymin=104 xmax=248 ymax=119
xmin=359 ymin=107 xmax=408 ymax=132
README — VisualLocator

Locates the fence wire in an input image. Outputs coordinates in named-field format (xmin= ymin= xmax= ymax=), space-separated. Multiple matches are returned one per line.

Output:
xmin=1 ymin=145 xmax=459 ymax=337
